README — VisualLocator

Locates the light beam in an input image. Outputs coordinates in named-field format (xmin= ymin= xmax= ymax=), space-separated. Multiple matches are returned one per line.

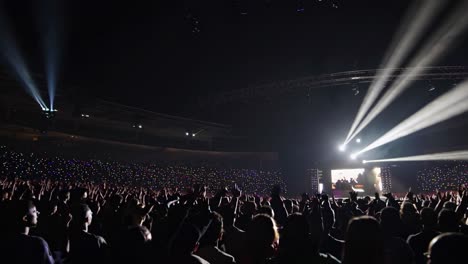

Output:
xmin=0 ymin=5 xmax=47 ymax=110
xmin=363 ymin=150 xmax=468 ymax=163
xmin=346 ymin=0 xmax=468 ymax=144
xmin=355 ymin=80 xmax=468 ymax=156
xmin=344 ymin=0 xmax=446 ymax=144
xmin=37 ymin=0 xmax=63 ymax=111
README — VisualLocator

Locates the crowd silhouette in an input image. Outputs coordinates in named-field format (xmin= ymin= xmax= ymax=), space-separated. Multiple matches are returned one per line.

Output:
xmin=1 ymin=147 xmax=468 ymax=263
xmin=1 ymin=175 xmax=468 ymax=263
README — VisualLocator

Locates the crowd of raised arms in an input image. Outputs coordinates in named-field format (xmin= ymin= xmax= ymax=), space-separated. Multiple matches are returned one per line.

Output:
xmin=1 ymin=149 xmax=468 ymax=263
xmin=0 ymin=146 xmax=286 ymax=195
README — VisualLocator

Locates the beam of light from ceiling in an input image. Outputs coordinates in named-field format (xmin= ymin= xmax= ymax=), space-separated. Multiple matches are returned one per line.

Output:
xmin=346 ymin=0 xmax=468 ymax=144
xmin=38 ymin=0 xmax=63 ymax=111
xmin=354 ymin=80 xmax=468 ymax=156
xmin=0 ymin=8 xmax=47 ymax=110
xmin=45 ymin=33 xmax=58 ymax=111
xmin=363 ymin=150 xmax=468 ymax=164
xmin=344 ymin=0 xmax=446 ymax=144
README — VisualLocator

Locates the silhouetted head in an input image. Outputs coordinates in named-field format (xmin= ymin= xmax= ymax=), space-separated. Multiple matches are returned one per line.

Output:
xmin=400 ymin=202 xmax=418 ymax=218
xmin=271 ymin=185 xmax=281 ymax=196
xmin=169 ymin=223 xmax=202 ymax=256
xmin=427 ymin=233 xmax=468 ymax=264
xmin=422 ymin=200 xmax=431 ymax=208
xmin=110 ymin=194 xmax=123 ymax=208
xmin=280 ymin=213 xmax=311 ymax=253
xmin=380 ymin=206 xmax=402 ymax=237
xmin=58 ymin=190 xmax=70 ymax=202
xmin=199 ymin=212 xmax=223 ymax=247
xmin=257 ymin=205 xmax=274 ymax=218
xmin=246 ymin=214 xmax=279 ymax=261
xmin=343 ymin=216 xmax=383 ymax=264
xmin=71 ymin=203 xmax=93 ymax=229
xmin=70 ymin=188 xmax=88 ymax=204
xmin=438 ymin=209 xmax=458 ymax=232
xmin=420 ymin=207 xmax=437 ymax=230
xmin=8 ymin=200 xmax=39 ymax=232
xmin=241 ymin=201 xmax=257 ymax=216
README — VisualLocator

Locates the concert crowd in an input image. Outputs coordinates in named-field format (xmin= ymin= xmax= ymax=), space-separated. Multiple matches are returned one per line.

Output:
xmin=417 ymin=162 xmax=468 ymax=192
xmin=0 ymin=146 xmax=286 ymax=195
xmin=1 ymin=147 xmax=468 ymax=264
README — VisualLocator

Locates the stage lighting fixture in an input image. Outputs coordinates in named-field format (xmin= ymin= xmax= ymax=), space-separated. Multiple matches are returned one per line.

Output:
xmin=185 ymin=132 xmax=190 ymax=136
xmin=339 ymin=145 xmax=346 ymax=152
xmin=81 ymin=114 xmax=90 ymax=118
xmin=350 ymin=153 xmax=357 ymax=160
xmin=42 ymin=109 xmax=57 ymax=119
xmin=356 ymin=138 xmax=361 ymax=143
xmin=362 ymin=160 xmax=367 ymax=164
xmin=138 ymin=124 xmax=143 ymax=129
xmin=192 ymin=133 xmax=196 ymax=137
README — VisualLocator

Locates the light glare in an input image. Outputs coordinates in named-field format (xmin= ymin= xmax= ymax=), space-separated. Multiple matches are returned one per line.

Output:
xmin=363 ymin=150 xmax=468 ymax=163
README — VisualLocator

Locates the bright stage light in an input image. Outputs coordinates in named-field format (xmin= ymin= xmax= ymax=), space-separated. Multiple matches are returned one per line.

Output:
xmin=363 ymin=150 xmax=468 ymax=163
xmin=138 ymin=124 xmax=143 ymax=129
xmin=350 ymin=153 xmax=357 ymax=160
xmin=192 ymin=133 xmax=196 ymax=137
xmin=344 ymin=0 xmax=446 ymax=144
xmin=185 ymin=132 xmax=189 ymax=136
xmin=339 ymin=144 xmax=346 ymax=152
xmin=362 ymin=160 xmax=367 ymax=164
xmin=345 ymin=0 xmax=468 ymax=144
xmin=356 ymin=138 xmax=361 ymax=143
xmin=355 ymin=80 xmax=468 ymax=156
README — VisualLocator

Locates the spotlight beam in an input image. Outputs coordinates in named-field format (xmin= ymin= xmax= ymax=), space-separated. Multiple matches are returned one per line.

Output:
xmin=37 ymin=0 xmax=63 ymax=111
xmin=0 ymin=6 xmax=47 ymax=110
xmin=345 ymin=0 xmax=445 ymax=143
xmin=356 ymin=80 xmax=468 ymax=156
xmin=346 ymin=0 xmax=468 ymax=144
xmin=363 ymin=150 xmax=468 ymax=163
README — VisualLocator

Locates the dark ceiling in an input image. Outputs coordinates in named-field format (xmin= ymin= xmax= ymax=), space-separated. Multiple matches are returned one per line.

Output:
xmin=1 ymin=0 xmax=468 ymax=156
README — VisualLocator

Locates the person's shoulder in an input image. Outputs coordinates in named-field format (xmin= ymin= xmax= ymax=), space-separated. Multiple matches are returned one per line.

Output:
xmin=85 ymin=231 xmax=108 ymax=246
xmin=407 ymin=232 xmax=423 ymax=243
xmin=191 ymin=254 xmax=211 ymax=264
xmin=214 ymin=247 xmax=236 ymax=263
xmin=93 ymin=234 xmax=108 ymax=245
xmin=318 ymin=253 xmax=341 ymax=264
xmin=28 ymin=235 xmax=50 ymax=247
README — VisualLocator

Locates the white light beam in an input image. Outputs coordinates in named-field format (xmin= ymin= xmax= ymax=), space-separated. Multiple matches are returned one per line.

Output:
xmin=346 ymin=0 xmax=468 ymax=144
xmin=356 ymin=80 xmax=468 ymax=156
xmin=363 ymin=150 xmax=468 ymax=163
xmin=344 ymin=0 xmax=446 ymax=144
